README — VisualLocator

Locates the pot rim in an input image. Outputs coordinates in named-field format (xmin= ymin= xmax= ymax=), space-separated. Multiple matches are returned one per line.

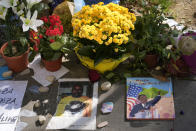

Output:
xmin=0 ymin=40 xmax=30 ymax=60
xmin=41 ymin=54 xmax=63 ymax=62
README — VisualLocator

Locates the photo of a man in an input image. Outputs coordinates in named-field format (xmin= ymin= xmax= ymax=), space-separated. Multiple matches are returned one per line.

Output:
xmin=129 ymin=91 xmax=161 ymax=118
xmin=55 ymin=83 xmax=92 ymax=117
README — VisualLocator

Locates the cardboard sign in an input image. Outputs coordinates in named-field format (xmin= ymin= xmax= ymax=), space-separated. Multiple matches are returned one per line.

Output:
xmin=0 ymin=81 xmax=27 ymax=131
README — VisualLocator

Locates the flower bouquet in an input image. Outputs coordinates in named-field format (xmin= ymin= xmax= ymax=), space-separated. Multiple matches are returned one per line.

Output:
xmin=72 ymin=2 xmax=136 ymax=73
xmin=0 ymin=0 xmax=45 ymax=72
xmin=30 ymin=14 xmax=66 ymax=72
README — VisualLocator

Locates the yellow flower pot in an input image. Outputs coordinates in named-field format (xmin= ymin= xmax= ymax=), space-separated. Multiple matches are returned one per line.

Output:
xmin=74 ymin=44 xmax=131 ymax=74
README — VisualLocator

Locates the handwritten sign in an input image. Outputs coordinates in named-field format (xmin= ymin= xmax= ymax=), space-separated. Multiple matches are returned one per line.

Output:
xmin=0 ymin=81 xmax=27 ymax=131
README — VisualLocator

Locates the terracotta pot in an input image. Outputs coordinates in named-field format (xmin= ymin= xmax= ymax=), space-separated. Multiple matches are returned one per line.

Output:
xmin=0 ymin=41 xmax=29 ymax=73
xmin=144 ymin=54 xmax=158 ymax=68
xmin=42 ymin=57 xmax=62 ymax=72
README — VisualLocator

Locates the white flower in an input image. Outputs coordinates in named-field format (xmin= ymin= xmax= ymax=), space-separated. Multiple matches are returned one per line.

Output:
xmin=178 ymin=36 xmax=196 ymax=55
xmin=26 ymin=0 xmax=42 ymax=9
xmin=166 ymin=45 xmax=173 ymax=50
xmin=12 ymin=3 xmax=25 ymax=16
xmin=0 ymin=0 xmax=18 ymax=8
xmin=20 ymin=10 xmax=43 ymax=32
xmin=0 ymin=6 xmax=7 ymax=20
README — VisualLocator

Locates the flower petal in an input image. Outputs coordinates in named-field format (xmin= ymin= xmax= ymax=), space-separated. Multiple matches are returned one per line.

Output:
xmin=0 ymin=0 xmax=11 ymax=8
xmin=34 ymin=19 xmax=43 ymax=27
xmin=22 ymin=24 xmax=30 ymax=32
xmin=30 ymin=26 xmax=38 ymax=32
xmin=31 ymin=10 xmax=37 ymax=20
xmin=20 ymin=16 xmax=25 ymax=22
xmin=27 ymin=10 xmax=31 ymax=19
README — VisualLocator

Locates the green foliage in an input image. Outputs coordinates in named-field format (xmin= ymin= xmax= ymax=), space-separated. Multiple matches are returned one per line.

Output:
xmin=32 ymin=34 xmax=76 ymax=61
xmin=76 ymin=38 xmax=134 ymax=65
xmin=3 ymin=40 xmax=28 ymax=57
xmin=0 ymin=0 xmax=48 ymax=57
xmin=130 ymin=5 xmax=181 ymax=71
xmin=50 ymin=41 xmax=65 ymax=51
xmin=31 ymin=2 xmax=49 ymax=18
xmin=139 ymin=87 xmax=168 ymax=99
xmin=149 ymin=0 xmax=173 ymax=12
xmin=120 ymin=0 xmax=173 ymax=12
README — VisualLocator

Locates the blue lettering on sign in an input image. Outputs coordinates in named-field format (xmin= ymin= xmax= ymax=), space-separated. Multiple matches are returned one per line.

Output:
xmin=0 ymin=113 xmax=18 ymax=124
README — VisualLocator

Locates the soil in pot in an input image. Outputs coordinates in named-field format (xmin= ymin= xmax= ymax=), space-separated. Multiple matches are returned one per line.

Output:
xmin=0 ymin=41 xmax=29 ymax=72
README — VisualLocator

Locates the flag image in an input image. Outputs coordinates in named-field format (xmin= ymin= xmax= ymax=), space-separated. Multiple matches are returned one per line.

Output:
xmin=126 ymin=83 xmax=143 ymax=110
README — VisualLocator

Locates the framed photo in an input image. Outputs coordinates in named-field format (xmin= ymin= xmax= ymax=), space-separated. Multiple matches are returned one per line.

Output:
xmin=47 ymin=78 xmax=98 ymax=130
xmin=126 ymin=77 xmax=175 ymax=120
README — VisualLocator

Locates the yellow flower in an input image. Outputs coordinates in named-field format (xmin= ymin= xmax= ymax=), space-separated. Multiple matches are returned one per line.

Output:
xmin=93 ymin=49 xmax=96 ymax=52
xmin=72 ymin=2 xmax=136 ymax=46
xmin=114 ymin=48 xmax=118 ymax=53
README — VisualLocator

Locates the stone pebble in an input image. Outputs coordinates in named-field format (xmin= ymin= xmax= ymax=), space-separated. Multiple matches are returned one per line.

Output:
xmin=97 ymin=121 xmax=108 ymax=128
xmin=39 ymin=86 xmax=49 ymax=93
xmin=101 ymin=81 xmax=111 ymax=91
xmin=2 ymin=70 xmax=13 ymax=78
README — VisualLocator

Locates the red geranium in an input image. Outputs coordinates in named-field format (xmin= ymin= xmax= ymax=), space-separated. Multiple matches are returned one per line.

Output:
xmin=50 ymin=39 xmax=55 ymax=43
xmin=31 ymin=14 xmax=65 ymax=57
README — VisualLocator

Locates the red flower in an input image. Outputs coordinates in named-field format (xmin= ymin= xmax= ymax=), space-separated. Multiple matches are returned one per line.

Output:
xmin=60 ymin=25 xmax=64 ymax=33
xmin=88 ymin=69 xmax=100 ymax=82
xmin=30 ymin=30 xmax=40 ymax=44
xmin=33 ymin=44 xmax=39 ymax=51
xmin=49 ymin=15 xmax=61 ymax=26
xmin=39 ymin=34 xmax=43 ymax=39
xmin=46 ymin=28 xmax=62 ymax=36
xmin=50 ymin=39 xmax=55 ymax=43
xmin=41 ymin=16 xmax=48 ymax=23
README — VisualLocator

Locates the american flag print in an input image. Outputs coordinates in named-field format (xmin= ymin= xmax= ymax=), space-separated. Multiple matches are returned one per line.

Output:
xmin=127 ymin=83 xmax=143 ymax=110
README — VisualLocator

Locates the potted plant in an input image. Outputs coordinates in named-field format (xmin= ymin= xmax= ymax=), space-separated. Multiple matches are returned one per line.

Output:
xmin=132 ymin=5 xmax=180 ymax=69
xmin=0 ymin=0 xmax=47 ymax=72
xmin=29 ymin=14 xmax=67 ymax=72
xmin=72 ymin=2 xmax=136 ymax=73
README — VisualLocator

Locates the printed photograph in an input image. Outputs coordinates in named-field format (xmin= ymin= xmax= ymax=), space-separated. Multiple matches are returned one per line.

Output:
xmin=126 ymin=78 xmax=175 ymax=120
xmin=55 ymin=81 xmax=93 ymax=117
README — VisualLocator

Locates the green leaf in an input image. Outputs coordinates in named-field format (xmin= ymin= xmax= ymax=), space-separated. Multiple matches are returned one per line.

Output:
xmin=105 ymin=72 xmax=115 ymax=79
xmin=31 ymin=3 xmax=49 ymax=18
xmin=139 ymin=51 xmax=146 ymax=59
xmin=123 ymin=73 xmax=132 ymax=78
xmin=50 ymin=41 xmax=64 ymax=51
xmin=77 ymin=45 xmax=94 ymax=57
xmin=29 ymin=51 xmax=37 ymax=62
xmin=19 ymin=37 xmax=28 ymax=47
xmin=61 ymin=47 xmax=70 ymax=53
xmin=94 ymin=57 xmax=104 ymax=66
xmin=51 ymin=52 xmax=62 ymax=61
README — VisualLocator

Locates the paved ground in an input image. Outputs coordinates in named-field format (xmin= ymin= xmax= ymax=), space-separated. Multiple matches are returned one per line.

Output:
xmin=8 ymin=53 xmax=195 ymax=131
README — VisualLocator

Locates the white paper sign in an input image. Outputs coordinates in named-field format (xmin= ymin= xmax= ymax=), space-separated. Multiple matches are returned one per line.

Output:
xmin=28 ymin=55 xmax=69 ymax=86
xmin=0 ymin=81 xmax=27 ymax=131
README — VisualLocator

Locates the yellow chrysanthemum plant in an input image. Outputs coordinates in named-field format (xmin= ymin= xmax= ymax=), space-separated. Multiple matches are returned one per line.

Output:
xmin=72 ymin=2 xmax=136 ymax=73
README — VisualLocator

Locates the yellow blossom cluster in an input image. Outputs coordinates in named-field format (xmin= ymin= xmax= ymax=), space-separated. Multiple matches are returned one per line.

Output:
xmin=72 ymin=2 xmax=136 ymax=46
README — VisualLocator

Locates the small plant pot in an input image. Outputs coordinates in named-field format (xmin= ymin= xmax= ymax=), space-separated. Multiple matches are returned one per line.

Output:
xmin=144 ymin=54 xmax=158 ymax=68
xmin=0 ymin=41 xmax=29 ymax=73
xmin=42 ymin=57 xmax=62 ymax=72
